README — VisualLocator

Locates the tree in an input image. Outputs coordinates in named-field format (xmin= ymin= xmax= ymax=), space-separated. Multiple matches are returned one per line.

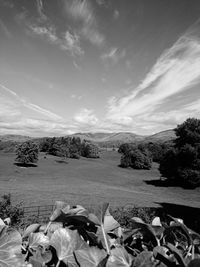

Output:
xmin=159 ymin=118 xmax=200 ymax=187
xmin=15 ymin=141 xmax=39 ymax=166
xmin=120 ymin=146 xmax=152 ymax=170
xmin=81 ymin=141 xmax=100 ymax=158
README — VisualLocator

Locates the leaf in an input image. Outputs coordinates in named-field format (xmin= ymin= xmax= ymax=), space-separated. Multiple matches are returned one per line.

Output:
xmin=106 ymin=246 xmax=133 ymax=267
xmin=152 ymin=217 xmax=162 ymax=227
xmin=63 ymin=205 xmax=88 ymax=217
xmin=23 ymin=223 xmax=41 ymax=239
xmin=165 ymin=243 xmax=187 ymax=267
xmin=88 ymin=213 xmax=101 ymax=226
xmin=104 ymin=210 xmax=120 ymax=233
xmin=50 ymin=201 xmax=68 ymax=221
xmin=50 ymin=228 xmax=87 ymax=265
xmin=95 ymin=203 xmax=109 ymax=225
xmin=0 ymin=225 xmax=25 ymax=267
xmin=133 ymin=251 xmax=161 ymax=267
xmin=153 ymin=246 xmax=177 ymax=267
xmin=75 ymin=247 xmax=107 ymax=267
xmin=0 ymin=218 xmax=5 ymax=226
xmin=130 ymin=218 xmax=159 ymax=246
xmin=28 ymin=232 xmax=49 ymax=251
xmin=30 ymin=246 xmax=52 ymax=265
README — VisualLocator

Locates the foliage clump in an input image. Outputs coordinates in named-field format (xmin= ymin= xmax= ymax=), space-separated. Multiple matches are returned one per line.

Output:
xmin=0 ymin=193 xmax=23 ymax=226
xmin=119 ymin=143 xmax=152 ymax=169
xmin=159 ymin=118 xmax=200 ymax=188
xmin=15 ymin=141 xmax=39 ymax=166
xmin=39 ymin=136 xmax=100 ymax=159
xmin=0 ymin=200 xmax=200 ymax=267
xmin=81 ymin=141 xmax=100 ymax=158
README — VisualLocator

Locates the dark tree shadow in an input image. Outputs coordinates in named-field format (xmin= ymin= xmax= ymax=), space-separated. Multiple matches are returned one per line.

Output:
xmin=55 ymin=160 xmax=68 ymax=164
xmin=155 ymin=202 xmax=200 ymax=233
xmin=144 ymin=178 xmax=197 ymax=189
xmin=14 ymin=162 xmax=37 ymax=167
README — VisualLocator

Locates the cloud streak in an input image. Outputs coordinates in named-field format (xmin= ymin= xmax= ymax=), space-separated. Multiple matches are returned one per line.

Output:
xmin=65 ymin=0 xmax=105 ymax=47
xmin=0 ymin=83 xmax=63 ymax=121
xmin=106 ymin=21 xmax=200 ymax=131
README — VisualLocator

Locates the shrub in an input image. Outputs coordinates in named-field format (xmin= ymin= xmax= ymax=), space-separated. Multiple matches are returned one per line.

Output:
xmin=120 ymin=147 xmax=152 ymax=170
xmin=15 ymin=141 xmax=39 ymax=166
xmin=81 ymin=141 xmax=100 ymax=158
xmin=0 ymin=193 xmax=23 ymax=226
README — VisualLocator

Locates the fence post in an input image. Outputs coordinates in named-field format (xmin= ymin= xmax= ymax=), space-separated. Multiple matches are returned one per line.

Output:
xmin=37 ymin=206 xmax=40 ymax=218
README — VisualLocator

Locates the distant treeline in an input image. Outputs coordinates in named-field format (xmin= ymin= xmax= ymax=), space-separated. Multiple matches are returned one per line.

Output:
xmin=39 ymin=136 xmax=100 ymax=159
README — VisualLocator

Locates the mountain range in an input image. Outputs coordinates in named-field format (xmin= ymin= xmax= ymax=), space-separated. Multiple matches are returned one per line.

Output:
xmin=0 ymin=129 xmax=176 ymax=147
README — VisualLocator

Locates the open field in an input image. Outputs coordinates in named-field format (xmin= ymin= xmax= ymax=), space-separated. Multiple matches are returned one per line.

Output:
xmin=0 ymin=151 xmax=199 ymax=208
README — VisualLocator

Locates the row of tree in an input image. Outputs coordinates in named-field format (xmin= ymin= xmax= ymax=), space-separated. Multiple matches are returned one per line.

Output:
xmin=118 ymin=118 xmax=200 ymax=188
xmin=15 ymin=137 xmax=100 ymax=166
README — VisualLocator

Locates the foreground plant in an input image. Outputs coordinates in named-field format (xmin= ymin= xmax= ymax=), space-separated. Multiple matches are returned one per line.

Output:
xmin=0 ymin=202 xmax=200 ymax=267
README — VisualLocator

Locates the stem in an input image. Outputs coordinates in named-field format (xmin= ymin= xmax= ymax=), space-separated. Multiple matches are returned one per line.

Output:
xmin=192 ymin=245 xmax=195 ymax=260
xmin=101 ymin=223 xmax=110 ymax=255
xmin=44 ymin=221 xmax=51 ymax=235
xmin=56 ymin=260 xmax=60 ymax=267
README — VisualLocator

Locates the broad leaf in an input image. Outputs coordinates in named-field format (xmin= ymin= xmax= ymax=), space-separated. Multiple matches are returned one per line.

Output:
xmin=106 ymin=247 xmax=133 ymax=267
xmin=23 ymin=223 xmax=41 ymax=238
xmin=75 ymin=247 xmax=107 ymax=267
xmin=50 ymin=228 xmax=87 ymax=266
xmin=104 ymin=209 xmax=120 ymax=233
xmin=28 ymin=232 xmax=49 ymax=251
xmin=0 ymin=225 xmax=25 ymax=267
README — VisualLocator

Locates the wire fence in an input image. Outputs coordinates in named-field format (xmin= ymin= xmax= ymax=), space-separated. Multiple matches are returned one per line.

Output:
xmin=22 ymin=204 xmax=54 ymax=223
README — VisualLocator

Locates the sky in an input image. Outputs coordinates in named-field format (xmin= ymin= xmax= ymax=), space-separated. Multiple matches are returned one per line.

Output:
xmin=0 ymin=0 xmax=200 ymax=137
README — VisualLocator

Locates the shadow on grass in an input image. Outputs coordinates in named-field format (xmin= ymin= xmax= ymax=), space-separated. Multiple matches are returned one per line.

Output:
xmin=14 ymin=162 xmax=37 ymax=168
xmin=55 ymin=160 xmax=68 ymax=164
xmin=155 ymin=202 xmax=200 ymax=233
xmin=144 ymin=178 xmax=197 ymax=189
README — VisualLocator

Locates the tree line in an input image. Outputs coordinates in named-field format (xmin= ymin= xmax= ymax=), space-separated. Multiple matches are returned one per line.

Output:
xmin=15 ymin=136 xmax=100 ymax=166
xmin=118 ymin=118 xmax=200 ymax=188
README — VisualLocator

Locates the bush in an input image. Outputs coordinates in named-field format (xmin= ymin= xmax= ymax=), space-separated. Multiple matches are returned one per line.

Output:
xmin=15 ymin=141 xmax=39 ymax=166
xmin=81 ymin=141 xmax=100 ymax=158
xmin=0 ymin=193 xmax=24 ymax=226
xmin=120 ymin=147 xmax=152 ymax=170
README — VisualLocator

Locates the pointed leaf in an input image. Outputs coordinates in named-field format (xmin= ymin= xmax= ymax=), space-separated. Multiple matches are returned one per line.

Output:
xmin=106 ymin=247 xmax=133 ymax=267
xmin=75 ymin=247 xmax=107 ymax=267
xmin=23 ymin=223 xmax=41 ymax=238
xmin=0 ymin=225 xmax=25 ymax=267
xmin=50 ymin=228 xmax=87 ymax=265
xmin=28 ymin=232 xmax=49 ymax=251
xmin=165 ymin=243 xmax=187 ymax=267
xmin=104 ymin=210 xmax=120 ymax=233
xmin=152 ymin=217 xmax=162 ymax=227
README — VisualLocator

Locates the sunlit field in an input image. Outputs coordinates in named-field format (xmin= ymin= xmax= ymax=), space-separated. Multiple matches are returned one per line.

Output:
xmin=0 ymin=151 xmax=199 ymax=208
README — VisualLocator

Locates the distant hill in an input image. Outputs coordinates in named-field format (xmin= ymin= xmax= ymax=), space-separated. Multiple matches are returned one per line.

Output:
xmin=71 ymin=129 xmax=175 ymax=147
xmin=0 ymin=134 xmax=32 ymax=142
xmin=144 ymin=129 xmax=176 ymax=142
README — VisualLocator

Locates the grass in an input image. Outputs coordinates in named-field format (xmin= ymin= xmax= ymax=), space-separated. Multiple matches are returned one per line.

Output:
xmin=0 ymin=151 xmax=199 ymax=208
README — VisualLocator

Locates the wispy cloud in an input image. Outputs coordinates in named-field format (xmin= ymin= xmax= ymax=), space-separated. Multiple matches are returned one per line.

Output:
xmin=106 ymin=21 xmax=200 ymax=132
xmin=74 ymin=108 xmax=98 ymax=126
xmin=65 ymin=0 xmax=105 ymax=47
xmin=35 ymin=0 xmax=47 ymax=21
xmin=0 ymin=83 xmax=63 ymax=121
xmin=101 ymin=47 xmax=126 ymax=65
xmin=0 ymin=18 xmax=12 ymax=38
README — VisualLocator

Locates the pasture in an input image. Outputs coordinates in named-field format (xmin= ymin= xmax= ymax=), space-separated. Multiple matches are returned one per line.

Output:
xmin=0 ymin=151 xmax=199 ymax=208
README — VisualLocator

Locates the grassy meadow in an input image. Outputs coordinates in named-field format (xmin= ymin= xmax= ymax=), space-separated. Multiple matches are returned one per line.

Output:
xmin=0 ymin=150 xmax=199 ymax=208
